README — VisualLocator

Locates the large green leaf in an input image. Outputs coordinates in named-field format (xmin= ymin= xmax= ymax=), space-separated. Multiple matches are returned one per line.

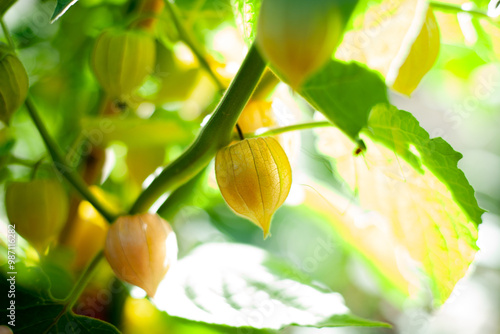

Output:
xmin=366 ymin=104 xmax=484 ymax=225
xmin=153 ymin=243 xmax=390 ymax=330
xmin=310 ymin=103 xmax=483 ymax=304
xmin=300 ymin=61 xmax=388 ymax=141
xmin=0 ymin=267 xmax=120 ymax=333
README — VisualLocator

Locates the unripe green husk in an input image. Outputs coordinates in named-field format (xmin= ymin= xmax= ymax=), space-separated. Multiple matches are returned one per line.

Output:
xmin=91 ymin=29 xmax=156 ymax=99
xmin=5 ymin=179 xmax=69 ymax=253
xmin=256 ymin=0 xmax=344 ymax=88
xmin=0 ymin=45 xmax=29 ymax=124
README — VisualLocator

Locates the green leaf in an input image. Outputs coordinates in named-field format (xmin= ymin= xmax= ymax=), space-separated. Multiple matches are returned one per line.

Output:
xmin=154 ymin=243 xmax=390 ymax=330
xmin=300 ymin=61 xmax=388 ymax=141
xmin=0 ymin=0 xmax=16 ymax=17
xmin=0 ymin=269 xmax=120 ymax=333
xmin=309 ymin=103 xmax=483 ymax=305
xmin=50 ymin=0 xmax=78 ymax=23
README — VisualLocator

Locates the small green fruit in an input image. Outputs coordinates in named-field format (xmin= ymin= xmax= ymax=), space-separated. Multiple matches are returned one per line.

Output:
xmin=5 ymin=179 xmax=69 ymax=253
xmin=256 ymin=0 xmax=344 ymax=88
xmin=0 ymin=45 xmax=29 ymax=124
xmin=91 ymin=29 xmax=156 ymax=99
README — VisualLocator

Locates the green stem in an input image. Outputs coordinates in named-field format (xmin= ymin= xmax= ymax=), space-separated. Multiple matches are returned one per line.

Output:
xmin=164 ymin=0 xmax=225 ymax=91
xmin=130 ymin=43 xmax=266 ymax=214
xmin=430 ymin=1 xmax=495 ymax=22
xmin=25 ymin=98 xmax=118 ymax=223
xmin=0 ymin=18 xmax=15 ymax=49
xmin=65 ymin=252 xmax=104 ymax=309
xmin=30 ymin=157 xmax=45 ymax=180
xmin=8 ymin=155 xmax=38 ymax=168
xmin=244 ymin=121 xmax=332 ymax=139
xmin=45 ymin=252 xmax=104 ymax=333
xmin=252 ymin=70 xmax=281 ymax=101
xmin=156 ymin=168 xmax=207 ymax=220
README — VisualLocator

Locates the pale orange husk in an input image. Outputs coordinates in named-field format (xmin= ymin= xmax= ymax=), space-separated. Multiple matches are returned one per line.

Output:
xmin=105 ymin=213 xmax=177 ymax=297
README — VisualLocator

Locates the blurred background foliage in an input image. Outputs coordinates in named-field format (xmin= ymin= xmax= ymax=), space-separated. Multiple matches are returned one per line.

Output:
xmin=0 ymin=0 xmax=499 ymax=333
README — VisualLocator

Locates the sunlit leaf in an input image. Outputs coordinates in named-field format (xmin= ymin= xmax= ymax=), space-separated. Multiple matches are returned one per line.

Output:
xmin=51 ymin=0 xmax=78 ymax=23
xmin=310 ymin=104 xmax=483 ymax=304
xmin=336 ymin=0 xmax=438 ymax=95
xmin=154 ymin=243 xmax=390 ymax=330
xmin=300 ymin=60 xmax=388 ymax=141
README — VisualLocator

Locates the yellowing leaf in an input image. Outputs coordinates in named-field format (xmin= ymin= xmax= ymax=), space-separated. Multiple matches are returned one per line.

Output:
xmin=336 ymin=0 xmax=440 ymax=95
xmin=311 ymin=104 xmax=482 ymax=304
xmin=391 ymin=9 xmax=440 ymax=95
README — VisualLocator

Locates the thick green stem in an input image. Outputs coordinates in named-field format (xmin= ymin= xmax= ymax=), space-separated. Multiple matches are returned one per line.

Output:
xmin=130 ymin=43 xmax=266 ymax=214
xmin=156 ymin=168 xmax=207 ymax=220
xmin=25 ymin=98 xmax=118 ymax=223
xmin=430 ymin=1 xmax=495 ymax=22
xmin=164 ymin=0 xmax=225 ymax=91
xmin=244 ymin=121 xmax=332 ymax=139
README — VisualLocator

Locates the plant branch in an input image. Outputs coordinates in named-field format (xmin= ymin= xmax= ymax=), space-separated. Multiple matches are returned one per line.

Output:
xmin=0 ymin=18 xmax=15 ymax=49
xmin=8 ymin=155 xmax=39 ymax=168
xmin=65 ymin=252 xmax=104 ymax=309
xmin=1 ymin=17 xmax=117 ymax=223
xmin=129 ymin=43 xmax=266 ymax=214
xmin=24 ymin=98 xmax=118 ymax=223
xmin=244 ymin=121 xmax=332 ymax=139
xmin=164 ymin=0 xmax=225 ymax=91
xmin=430 ymin=1 xmax=497 ymax=23
xmin=252 ymin=69 xmax=281 ymax=101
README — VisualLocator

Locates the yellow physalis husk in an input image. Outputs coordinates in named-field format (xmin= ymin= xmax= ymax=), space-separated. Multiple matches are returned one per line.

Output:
xmin=0 ymin=45 xmax=29 ymax=124
xmin=5 ymin=179 xmax=69 ymax=254
xmin=91 ymin=29 xmax=156 ymax=99
xmin=256 ymin=0 xmax=343 ymax=88
xmin=105 ymin=213 xmax=177 ymax=298
xmin=215 ymin=137 xmax=292 ymax=238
